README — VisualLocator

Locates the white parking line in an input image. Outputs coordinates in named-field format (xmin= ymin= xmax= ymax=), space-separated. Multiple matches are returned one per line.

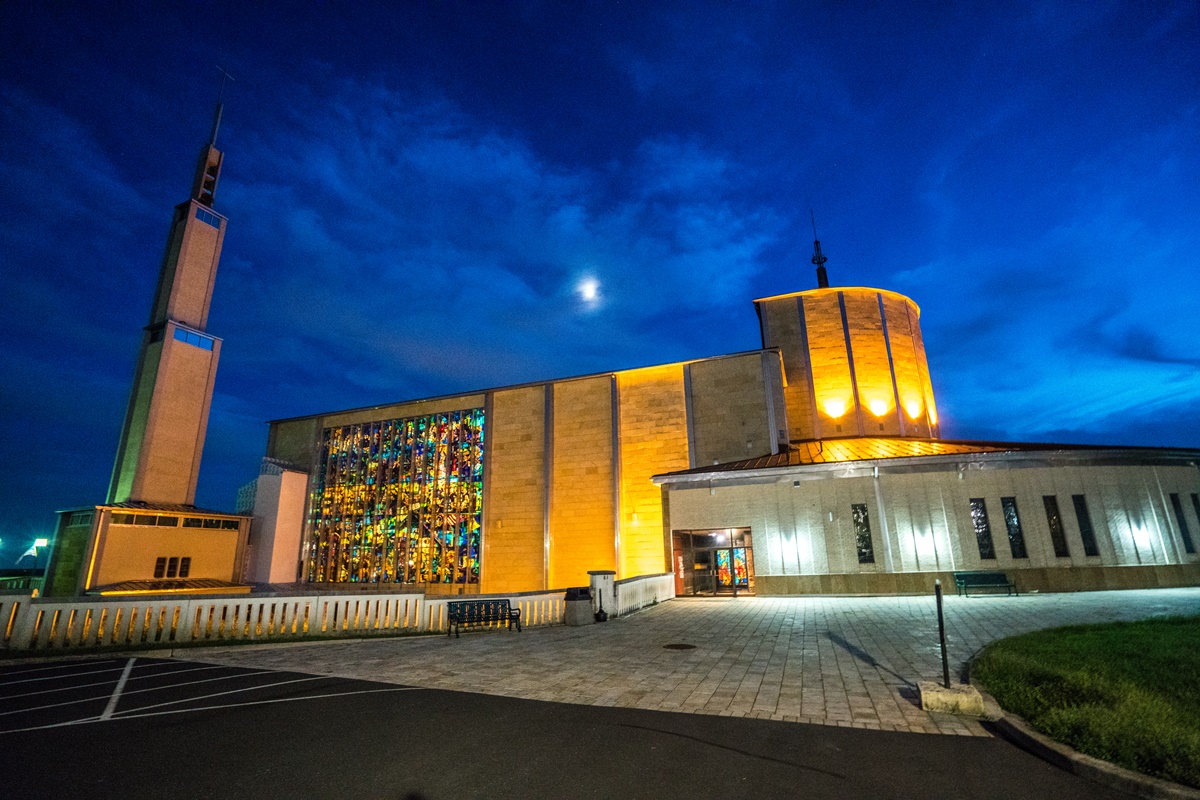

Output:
xmin=108 ymin=676 xmax=327 ymax=717
xmin=0 ymin=665 xmax=230 ymax=700
xmin=114 ymin=687 xmax=422 ymax=720
xmin=99 ymin=658 xmax=135 ymax=720
xmin=0 ymin=687 xmax=421 ymax=735
xmin=0 ymin=660 xmax=121 ymax=677
xmin=0 ymin=665 xmax=129 ymax=686
xmin=0 ymin=669 xmax=277 ymax=717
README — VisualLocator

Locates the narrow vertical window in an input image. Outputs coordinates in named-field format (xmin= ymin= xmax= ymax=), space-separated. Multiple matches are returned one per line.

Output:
xmin=1000 ymin=497 xmax=1028 ymax=558
xmin=852 ymin=503 xmax=875 ymax=564
xmin=1042 ymin=496 xmax=1070 ymax=557
xmin=153 ymin=557 xmax=166 ymax=579
xmin=1072 ymin=495 xmax=1099 ymax=556
xmin=1169 ymin=494 xmax=1195 ymax=554
xmin=1193 ymin=495 xmax=1200 ymax=550
xmin=179 ymin=557 xmax=192 ymax=578
xmin=969 ymin=498 xmax=996 ymax=560
xmin=167 ymin=557 xmax=179 ymax=578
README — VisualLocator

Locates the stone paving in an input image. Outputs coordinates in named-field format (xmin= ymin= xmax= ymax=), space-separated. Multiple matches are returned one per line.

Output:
xmin=190 ymin=587 xmax=1200 ymax=736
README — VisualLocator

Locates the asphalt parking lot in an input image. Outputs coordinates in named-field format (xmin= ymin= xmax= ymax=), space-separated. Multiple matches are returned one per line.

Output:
xmin=0 ymin=655 xmax=1138 ymax=800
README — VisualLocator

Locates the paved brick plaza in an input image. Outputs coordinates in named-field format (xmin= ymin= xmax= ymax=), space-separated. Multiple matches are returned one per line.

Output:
xmin=193 ymin=588 xmax=1200 ymax=736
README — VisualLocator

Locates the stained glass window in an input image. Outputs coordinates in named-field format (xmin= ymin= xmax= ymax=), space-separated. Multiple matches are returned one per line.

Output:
xmin=851 ymin=503 xmax=875 ymax=564
xmin=969 ymin=498 xmax=996 ymax=560
xmin=305 ymin=409 xmax=485 ymax=586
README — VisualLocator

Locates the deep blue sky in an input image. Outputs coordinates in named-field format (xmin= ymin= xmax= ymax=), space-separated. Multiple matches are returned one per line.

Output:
xmin=1 ymin=2 xmax=1197 ymax=552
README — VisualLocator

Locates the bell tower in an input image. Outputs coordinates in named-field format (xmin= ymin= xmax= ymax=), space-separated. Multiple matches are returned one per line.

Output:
xmin=107 ymin=104 xmax=229 ymax=505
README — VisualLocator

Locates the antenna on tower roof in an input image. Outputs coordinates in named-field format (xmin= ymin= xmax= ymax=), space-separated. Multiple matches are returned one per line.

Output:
xmin=208 ymin=65 xmax=235 ymax=147
xmin=811 ymin=210 xmax=829 ymax=288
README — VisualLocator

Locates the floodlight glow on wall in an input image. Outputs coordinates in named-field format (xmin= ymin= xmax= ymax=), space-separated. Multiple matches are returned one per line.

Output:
xmin=823 ymin=399 xmax=848 ymax=418
xmin=1132 ymin=526 xmax=1152 ymax=551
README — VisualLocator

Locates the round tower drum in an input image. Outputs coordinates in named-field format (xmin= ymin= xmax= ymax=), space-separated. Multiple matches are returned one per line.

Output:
xmin=755 ymin=287 xmax=939 ymax=441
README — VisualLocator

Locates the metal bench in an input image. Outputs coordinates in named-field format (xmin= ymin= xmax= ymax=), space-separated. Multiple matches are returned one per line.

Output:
xmin=953 ymin=571 xmax=1018 ymax=597
xmin=446 ymin=599 xmax=522 ymax=638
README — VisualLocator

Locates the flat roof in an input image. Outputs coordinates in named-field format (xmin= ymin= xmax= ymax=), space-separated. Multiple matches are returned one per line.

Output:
xmin=267 ymin=347 xmax=779 ymax=425
xmin=753 ymin=286 xmax=920 ymax=313
xmin=654 ymin=436 xmax=1200 ymax=482
xmin=65 ymin=501 xmax=250 ymax=518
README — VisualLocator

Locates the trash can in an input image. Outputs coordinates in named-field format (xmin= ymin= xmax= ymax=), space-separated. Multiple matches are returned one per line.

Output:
xmin=564 ymin=586 xmax=593 ymax=626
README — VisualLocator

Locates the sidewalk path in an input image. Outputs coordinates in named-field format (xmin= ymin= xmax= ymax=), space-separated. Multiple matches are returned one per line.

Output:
xmin=189 ymin=587 xmax=1200 ymax=736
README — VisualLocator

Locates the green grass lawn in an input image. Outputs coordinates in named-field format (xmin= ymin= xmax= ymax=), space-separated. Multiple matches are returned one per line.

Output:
xmin=972 ymin=615 xmax=1200 ymax=788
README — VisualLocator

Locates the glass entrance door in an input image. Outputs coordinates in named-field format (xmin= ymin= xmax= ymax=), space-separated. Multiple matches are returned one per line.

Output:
xmin=672 ymin=529 xmax=754 ymax=597
xmin=716 ymin=547 xmax=750 ymax=591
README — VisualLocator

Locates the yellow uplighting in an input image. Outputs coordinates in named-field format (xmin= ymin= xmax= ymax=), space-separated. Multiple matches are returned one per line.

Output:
xmin=867 ymin=399 xmax=889 ymax=417
xmin=904 ymin=399 xmax=922 ymax=419
xmin=823 ymin=399 xmax=848 ymax=418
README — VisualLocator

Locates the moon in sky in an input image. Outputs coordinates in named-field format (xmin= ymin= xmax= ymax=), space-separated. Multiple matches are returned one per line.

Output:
xmin=577 ymin=276 xmax=600 ymax=305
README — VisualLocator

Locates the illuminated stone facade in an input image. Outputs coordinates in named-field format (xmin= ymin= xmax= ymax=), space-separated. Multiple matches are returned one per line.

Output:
xmin=252 ymin=278 xmax=1200 ymax=596
xmin=261 ymin=351 xmax=785 ymax=593
xmin=756 ymin=287 xmax=938 ymax=441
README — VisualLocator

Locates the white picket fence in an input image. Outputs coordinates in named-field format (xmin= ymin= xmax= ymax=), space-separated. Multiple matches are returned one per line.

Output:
xmin=613 ymin=572 xmax=674 ymax=616
xmin=0 ymin=590 xmax=565 ymax=652
xmin=0 ymin=575 xmax=673 ymax=652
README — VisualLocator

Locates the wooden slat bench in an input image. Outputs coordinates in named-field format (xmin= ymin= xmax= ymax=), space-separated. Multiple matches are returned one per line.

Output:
xmin=953 ymin=571 xmax=1018 ymax=597
xmin=446 ymin=599 xmax=522 ymax=638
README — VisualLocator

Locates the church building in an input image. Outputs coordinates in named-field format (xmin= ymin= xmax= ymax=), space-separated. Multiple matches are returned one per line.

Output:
xmin=247 ymin=243 xmax=1200 ymax=597
xmin=44 ymin=106 xmax=1200 ymax=600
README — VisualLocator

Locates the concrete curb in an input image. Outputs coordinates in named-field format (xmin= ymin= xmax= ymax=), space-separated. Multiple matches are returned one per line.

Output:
xmin=976 ymin=688 xmax=1200 ymax=800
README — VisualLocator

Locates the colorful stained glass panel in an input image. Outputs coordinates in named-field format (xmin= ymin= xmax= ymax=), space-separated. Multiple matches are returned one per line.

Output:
xmin=716 ymin=549 xmax=732 ymax=587
xmin=305 ymin=408 xmax=484 ymax=586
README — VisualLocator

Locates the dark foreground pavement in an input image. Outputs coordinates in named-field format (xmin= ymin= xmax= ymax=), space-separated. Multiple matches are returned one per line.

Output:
xmin=0 ymin=657 xmax=1136 ymax=800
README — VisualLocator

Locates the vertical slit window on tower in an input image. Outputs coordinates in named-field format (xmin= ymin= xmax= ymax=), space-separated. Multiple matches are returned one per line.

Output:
xmin=1072 ymin=495 xmax=1100 ymax=557
xmin=1000 ymin=497 xmax=1028 ymax=558
xmin=1042 ymin=496 xmax=1070 ymax=557
xmin=179 ymin=557 xmax=191 ymax=578
xmin=969 ymin=498 xmax=996 ymax=560
xmin=166 ymin=557 xmax=179 ymax=578
xmin=153 ymin=558 xmax=166 ymax=579
xmin=1169 ymin=493 xmax=1195 ymax=554
xmin=851 ymin=503 xmax=874 ymax=564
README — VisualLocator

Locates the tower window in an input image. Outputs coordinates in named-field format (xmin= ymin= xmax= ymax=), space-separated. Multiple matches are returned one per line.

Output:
xmin=173 ymin=328 xmax=214 ymax=351
xmin=152 ymin=555 xmax=193 ymax=580
xmin=195 ymin=207 xmax=222 ymax=228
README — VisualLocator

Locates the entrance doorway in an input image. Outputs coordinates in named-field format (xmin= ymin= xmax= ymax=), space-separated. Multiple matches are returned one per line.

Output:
xmin=672 ymin=529 xmax=754 ymax=596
